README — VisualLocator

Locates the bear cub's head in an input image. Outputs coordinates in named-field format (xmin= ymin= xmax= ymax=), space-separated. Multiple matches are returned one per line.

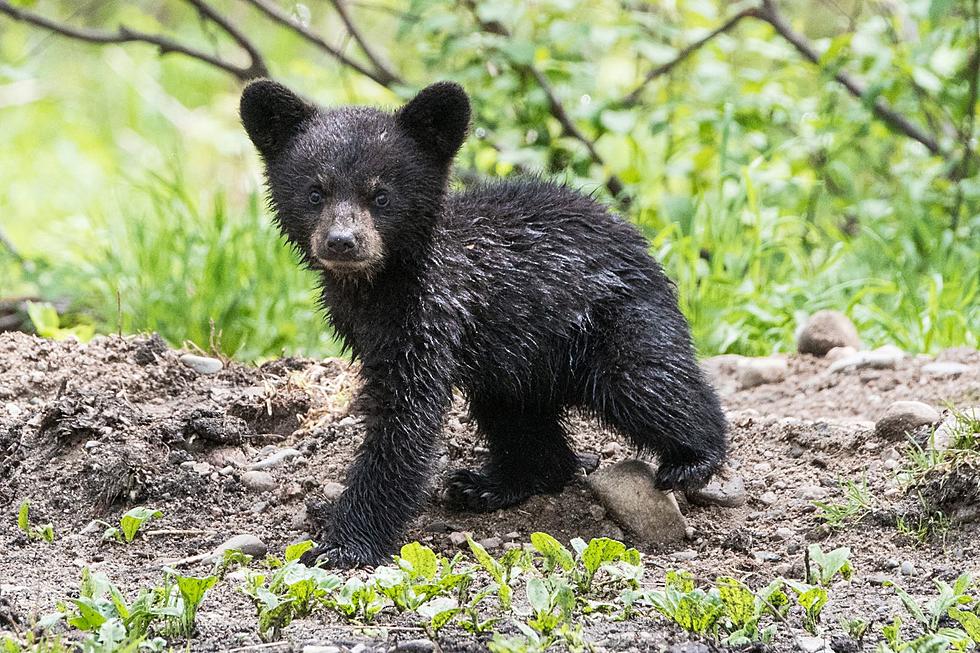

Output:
xmin=240 ymin=80 xmax=470 ymax=278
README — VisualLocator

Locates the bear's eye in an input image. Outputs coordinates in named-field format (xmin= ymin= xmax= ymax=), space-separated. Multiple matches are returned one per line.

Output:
xmin=373 ymin=190 xmax=389 ymax=208
xmin=308 ymin=189 xmax=324 ymax=206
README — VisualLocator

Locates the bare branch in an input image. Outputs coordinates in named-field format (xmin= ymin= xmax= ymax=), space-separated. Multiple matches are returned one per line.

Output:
xmin=184 ymin=0 xmax=268 ymax=78
xmin=460 ymin=0 xmax=626 ymax=199
xmin=623 ymin=7 xmax=758 ymax=105
xmin=327 ymin=0 xmax=400 ymax=86
xmin=241 ymin=0 xmax=401 ymax=87
xmin=0 ymin=0 xmax=262 ymax=81
xmin=755 ymin=0 xmax=942 ymax=155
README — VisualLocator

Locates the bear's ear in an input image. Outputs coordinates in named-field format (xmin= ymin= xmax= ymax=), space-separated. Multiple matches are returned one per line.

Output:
xmin=396 ymin=82 xmax=471 ymax=165
xmin=240 ymin=79 xmax=316 ymax=160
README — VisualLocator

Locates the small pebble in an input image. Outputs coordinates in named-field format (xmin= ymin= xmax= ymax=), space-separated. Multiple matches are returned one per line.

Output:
xmin=322 ymin=481 xmax=346 ymax=501
xmin=179 ymin=353 xmax=223 ymax=375
xmin=241 ymin=470 xmax=277 ymax=493
xmin=900 ymin=561 xmax=917 ymax=576
xmin=249 ymin=447 xmax=302 ymax=470
xmin=775 ymin=527 xmax=794 ymax=540
xmin=759 ymin=491 xmax=779 ymax=505
xmin=671 ymin=549 xmax=698 ymax=562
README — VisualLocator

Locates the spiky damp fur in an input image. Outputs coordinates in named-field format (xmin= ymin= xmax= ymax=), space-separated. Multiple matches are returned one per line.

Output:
xmin=240 ymin=80 xmax=728 ymax=568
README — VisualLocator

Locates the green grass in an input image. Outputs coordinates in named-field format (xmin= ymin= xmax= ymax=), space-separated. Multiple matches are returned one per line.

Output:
xmin=41 ymin=173 xmax=342 ymax=361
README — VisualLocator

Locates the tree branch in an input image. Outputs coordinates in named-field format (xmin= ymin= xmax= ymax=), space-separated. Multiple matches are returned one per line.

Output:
xmin=0 ymin=0 xmax=262 ymax=81
xmin=755 ymin=0 xmax=942 ymax=155
xmin=623 ymin=7 xmax=758 ymax=105
xmin=240 ymin=0 xmax=400 ymax=88
xmin=326 ymin=0 xmax=400 ymax=86
xmin=184 ymin=0 xmax=268 ymax=78
xmin=460 ymin=0 xmax=625 ymax=199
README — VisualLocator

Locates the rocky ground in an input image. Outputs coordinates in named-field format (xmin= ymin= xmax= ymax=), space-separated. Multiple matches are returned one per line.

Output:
xmin=1 ymin=315 xmax=979 ymax=652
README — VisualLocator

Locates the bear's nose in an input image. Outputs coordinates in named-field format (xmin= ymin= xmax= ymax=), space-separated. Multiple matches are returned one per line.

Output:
xmin=326 ymin=230 xmax=356 ymax=254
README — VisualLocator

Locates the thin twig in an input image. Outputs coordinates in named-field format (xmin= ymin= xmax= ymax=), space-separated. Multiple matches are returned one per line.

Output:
xmin=755 ymin=0 xmax=942 ymax=155
xmin=327 ymin=0 xmax=400 ymax=85
xmin=0 ymin=0 xmax=260 ymax=81
xmin=240 ymin=0 xmax=400 ymax=87
xmin=460 ymin=0 xmax=626 ymax=199
xmin=184 ymin=0 xmax=268 ymax=78
xmin=623 ymin=7 xmax=758 ymax=105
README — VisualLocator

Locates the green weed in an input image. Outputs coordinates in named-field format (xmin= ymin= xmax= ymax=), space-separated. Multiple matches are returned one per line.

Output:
xmin=16 ymin=500 xmax=54 ymax=543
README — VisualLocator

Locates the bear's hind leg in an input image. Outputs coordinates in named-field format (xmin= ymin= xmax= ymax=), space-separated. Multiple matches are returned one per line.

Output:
xmin=587 ymin=306 xmax=728 ymax=491
xmin=445 ymin=399 xmax=579 ymax=513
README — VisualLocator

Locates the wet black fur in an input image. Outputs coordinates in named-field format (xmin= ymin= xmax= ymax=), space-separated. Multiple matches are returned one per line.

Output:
xmin=240 ymin=80 xmax=728 ymax=567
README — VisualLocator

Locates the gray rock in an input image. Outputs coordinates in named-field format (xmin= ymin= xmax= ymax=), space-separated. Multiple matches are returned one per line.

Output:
xmin=303 ymin=647 xmax=342 ymax=653
xmin=391 ymin=640 xmax=435 ymax=653
xmin=932 ymin=407 xmax=980 ymax=450
xmin=737 ymin=357 xmax=788 ymax=389
xmin=686 ymin=466 xmax=747 ymax=508
xmin=875 ymin=401 xmax=940 ymax=441
xmin=829 ymin=345 xmax=905 ymax=373
xmin=670 ymin=549 xmax=698 ymax=562
xmin=799 ymin=485 xmax=829 ymax=500
xmin=448 ymin=531 xmax=470 ymax=548
xmin=213 ymin=533 xmax=267 ymax=559
xmin=179 ymin=353 xmax=223 ymax=375
xmin=249 ymin=447 xmax=302 ymax=470
xmin=825 ymin=346 xmax=858 ymax=362
xmin=753 ymin=551 xmax=782 ymax=562
xmin=587 ymin=460 xmax=687 ymax=544
xmin=241 ymin=470 xmax=277 ymax=493
xmin=322 ymin=481 xmax=346 ymax=501
xmin=900 ymin=561 xmax=917 ymax=576
xmin=797 ymin=311 xmax=861 ymax=356
xmin=921 ymin=361 xmax=969 ymax=377
xmin=759 ymin=491 xmax=779 ymax=506
xmin=478 ymin=536 xmax=503 ymax=550
xmin=775 ymin=527 xmax=794 ymax=540
xmin=797 ymin=636 xmax=830 ymax=653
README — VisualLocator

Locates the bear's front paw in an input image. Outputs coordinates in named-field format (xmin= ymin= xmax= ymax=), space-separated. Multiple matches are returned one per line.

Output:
xmin=444 ymin=468 xmax=530 ymax=513
xmin=299 ymin=542 xmax=384 ymax=569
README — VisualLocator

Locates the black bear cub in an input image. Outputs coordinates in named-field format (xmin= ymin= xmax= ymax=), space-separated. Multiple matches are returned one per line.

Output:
xmin=240 ymin=80 xmax=728 ymax=568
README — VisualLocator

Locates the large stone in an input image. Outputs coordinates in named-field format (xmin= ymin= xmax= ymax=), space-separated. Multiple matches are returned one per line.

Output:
xmin=686 ymin=466 xmax=747 ymax=508
xmin=875 ymin=401 xmax=940 ymax=441
xmin=588 ymin=460 xmax=687 ymax=544
xmin=828 ymin=345 xmax=905 ymax=373
xmin=212 ymin=533 xmax=267 ymax=559
xmin=797 ymin=311 xmax=860 ymax=357
xmin=737 ymin=357 xmax=788 ymax=389
xmin=921 ymin=362 xmax=969 ymax=377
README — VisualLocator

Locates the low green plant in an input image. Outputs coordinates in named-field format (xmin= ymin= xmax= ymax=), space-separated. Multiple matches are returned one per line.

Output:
xmin=806 ymin=544 xmax=853 ymax=586
xmin=100 ymin=507 xmax=163 ymax=544
xmin=783 ymin=580 xmax=829 ymax=635
xmin=17 ymin=500 xmax=54 ymax=543
xmin=813 ymin=479 xmax=876 ymax=528
xmin=468 ymin=537 xmax=527 ymax=610
xmin=878 ymin=574 xmax=979 ymax=652
xmin=25 ymin=301 xmax=95 ymax=342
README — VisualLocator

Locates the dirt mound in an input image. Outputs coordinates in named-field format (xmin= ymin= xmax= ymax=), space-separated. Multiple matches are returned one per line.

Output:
xmin=2 ymin=332 xmax=980 ymax=651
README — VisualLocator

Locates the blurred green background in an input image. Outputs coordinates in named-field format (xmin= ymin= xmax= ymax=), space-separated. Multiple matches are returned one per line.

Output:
xmin=0 ymin=0 xmax=977 ymax=360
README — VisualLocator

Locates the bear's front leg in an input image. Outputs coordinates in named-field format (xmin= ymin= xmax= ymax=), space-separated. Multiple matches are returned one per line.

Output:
xmin=301 ymin=367 xmax=450 ymax=568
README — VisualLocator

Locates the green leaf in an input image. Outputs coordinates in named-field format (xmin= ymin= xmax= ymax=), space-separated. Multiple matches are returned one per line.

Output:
xmin=716 ymin=576 xmax=756 ymax=627
xmin=17 ymin=501 xmax=29 ymax=533
xmin=526 ymin=578 xmax=550 ymax=614
xmin=285 ymin=539 xmax=314 ymax=563
xmin=400 ymin=542 xmax=438 ymax=580
xmin=582 ymin=538 xmax=627 ymax=576
xmin=948 ymin=608 xmax=980 ymax=643
xmin=119 ymin=507 xmax=162 ymax=543
xmin=467 ymin=536 xmax=503 ymax=582
xmin=530 ymin=532 xmax=574 ymax=572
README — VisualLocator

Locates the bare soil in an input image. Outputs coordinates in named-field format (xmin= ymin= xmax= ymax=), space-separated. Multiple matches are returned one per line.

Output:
xmin=1 ymin=332 xmax=979 ymax=652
